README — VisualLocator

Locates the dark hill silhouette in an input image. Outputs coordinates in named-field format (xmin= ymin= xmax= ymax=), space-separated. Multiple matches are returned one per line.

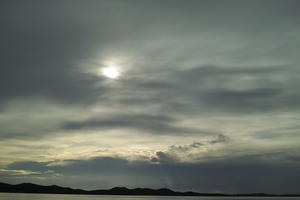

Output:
xmin=0 ymin=182 xmax=299 ymax=197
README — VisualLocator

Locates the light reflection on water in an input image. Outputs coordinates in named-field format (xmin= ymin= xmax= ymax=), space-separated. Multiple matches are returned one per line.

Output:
xmin=0 ymin=193 xmax=298 ymax=200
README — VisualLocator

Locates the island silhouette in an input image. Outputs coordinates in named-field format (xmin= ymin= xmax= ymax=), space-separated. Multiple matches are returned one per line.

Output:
xmin=0 ymin=182 xmax=299 ymax=197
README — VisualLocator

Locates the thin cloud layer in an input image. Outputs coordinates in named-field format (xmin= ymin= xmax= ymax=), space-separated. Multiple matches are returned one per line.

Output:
xmin=62 ymin=114 xmax=212 ymax=135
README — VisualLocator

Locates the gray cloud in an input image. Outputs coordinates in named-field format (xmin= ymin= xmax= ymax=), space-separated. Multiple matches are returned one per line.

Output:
xmin=209 ymin=134 xmax=230 ymax=144
xmin=0 ymin=1 xmax=113 ymax=105
xmin=1 ymin=0 xmax=300 ymax=194
xmin=63 ymin=114 xmax=210 ymax=135
xmin=1 ymin=0 xmax=299 ymax=107
xmin=253 ymin=125 xmax=300 ymax=139
xmin=3 ymin=153 xmax=300 ymax=193
xmin=120 ymin=65 xmax=300 ymax=116
xmin=152 ymin=135 xmax=231 ymax=164
xmin=1 ymin=0 xmax=299 ymax=115
xmin=8 ymin=161 xmax=50 ymax=173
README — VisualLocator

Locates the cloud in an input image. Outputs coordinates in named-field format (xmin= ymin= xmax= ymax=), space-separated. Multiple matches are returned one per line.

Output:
xmin=152 ymin=135 xmax=231 ymax=163
xmin=0 ymin=1 xmax=114 ymax=105
xmin=209 ymin=134 xmax=230 ymax=144
xmin=0 ymin=100 xmax=85 ymax=140
xmin=119 ymin=65 xmax=300 ymax=116
xmin=3 ymin=153 xmax=300 ymax=193
xmin=1 ymin=0 xmax=299 ymax=108
xmin=62 ymin=114 xmax=211 ymax=135
xmin=1 ymin=0 xmax=300 ymax=194
xmin=7 ymin=161 xmax=49 ymax=172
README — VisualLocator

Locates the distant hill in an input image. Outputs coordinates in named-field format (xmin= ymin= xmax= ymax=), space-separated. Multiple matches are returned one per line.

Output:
xmin=0 ymin=182 xmax=299 ymax=197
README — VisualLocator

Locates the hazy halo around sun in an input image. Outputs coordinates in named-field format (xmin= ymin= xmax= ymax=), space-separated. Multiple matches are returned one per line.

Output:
xmin=101 ymin=66 xmax=120 ymax=79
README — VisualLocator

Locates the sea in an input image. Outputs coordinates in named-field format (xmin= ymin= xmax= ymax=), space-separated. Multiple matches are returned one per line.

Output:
xmin=0 ymin=193 xmax=299 ymax=200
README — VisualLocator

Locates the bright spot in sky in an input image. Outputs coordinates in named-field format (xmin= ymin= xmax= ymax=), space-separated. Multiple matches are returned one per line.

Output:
xmin=101 ymin=67 xmax=120 ymax=79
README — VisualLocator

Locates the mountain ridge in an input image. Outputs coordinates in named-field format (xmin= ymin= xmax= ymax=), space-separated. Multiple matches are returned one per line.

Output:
xmin=0 ymin=182 xmax=299 ymax=197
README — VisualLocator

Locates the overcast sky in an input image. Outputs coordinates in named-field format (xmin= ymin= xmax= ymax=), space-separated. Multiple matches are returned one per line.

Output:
xmin=1 ymin=0 xmax=300 ymax=194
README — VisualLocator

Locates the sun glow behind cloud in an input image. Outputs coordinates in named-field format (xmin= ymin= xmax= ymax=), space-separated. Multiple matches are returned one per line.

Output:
xmin=101 ymin=66 xmax=120 ymax=79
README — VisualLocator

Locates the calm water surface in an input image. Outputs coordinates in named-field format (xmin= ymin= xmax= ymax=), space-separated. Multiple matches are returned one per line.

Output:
xmin=0 ymin=193 xmax=299 ymax=200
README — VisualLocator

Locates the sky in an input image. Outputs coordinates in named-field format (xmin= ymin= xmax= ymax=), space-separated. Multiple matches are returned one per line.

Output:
xmin=0 ymin=0 xmax=300 ymax=194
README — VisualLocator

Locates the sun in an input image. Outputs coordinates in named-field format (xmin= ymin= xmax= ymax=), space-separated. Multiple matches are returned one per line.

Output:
xmin=101 ymin=67 xmax=120 ymax=79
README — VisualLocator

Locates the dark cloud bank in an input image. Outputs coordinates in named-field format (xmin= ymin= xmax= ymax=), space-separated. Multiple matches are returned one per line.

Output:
xmin=3 ymin=154 xmax=300 ymax=194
